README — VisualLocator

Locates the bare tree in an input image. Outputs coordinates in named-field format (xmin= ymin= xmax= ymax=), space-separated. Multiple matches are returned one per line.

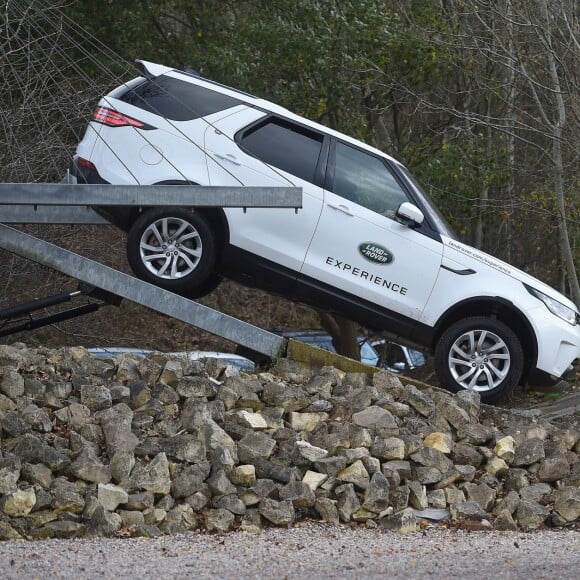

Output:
xmin=472 ymin=0 xmax=579 ymax=305
xmin=380 ymin=0 xmax=579 ymax=305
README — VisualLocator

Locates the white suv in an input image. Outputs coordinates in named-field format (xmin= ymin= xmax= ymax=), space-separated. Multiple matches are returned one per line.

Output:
xmin=72 ymin=60 xmax=580 ymax=403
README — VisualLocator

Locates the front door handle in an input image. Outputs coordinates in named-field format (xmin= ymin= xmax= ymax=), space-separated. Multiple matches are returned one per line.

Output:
xmin=327 ymin=203 xmax=354 ymax=216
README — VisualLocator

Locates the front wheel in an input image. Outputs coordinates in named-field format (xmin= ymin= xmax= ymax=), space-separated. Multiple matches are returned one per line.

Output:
xmin=434 ymin=317 xmax=524 ymax=404
xmin=127 ymin=207 xmax=217 ymax=297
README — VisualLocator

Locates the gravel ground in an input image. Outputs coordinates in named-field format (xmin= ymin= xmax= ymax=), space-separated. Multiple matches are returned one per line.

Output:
xmin=0 ymin=524 xmax=578 ymax=579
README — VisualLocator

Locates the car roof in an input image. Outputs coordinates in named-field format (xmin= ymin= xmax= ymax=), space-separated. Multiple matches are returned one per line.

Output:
xmin=137 ymin=60 xmax=400 ymax=165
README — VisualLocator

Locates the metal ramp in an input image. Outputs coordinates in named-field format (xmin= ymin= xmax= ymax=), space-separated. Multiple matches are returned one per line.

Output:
xmin=0 ymin=184 xmax=301 ymax=359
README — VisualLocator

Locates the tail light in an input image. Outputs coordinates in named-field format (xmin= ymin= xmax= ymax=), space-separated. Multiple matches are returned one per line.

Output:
xmin=76 ymin=157 xmax=97 ymax=171
xmin=92 ymin=106 xmax=154 ymax=129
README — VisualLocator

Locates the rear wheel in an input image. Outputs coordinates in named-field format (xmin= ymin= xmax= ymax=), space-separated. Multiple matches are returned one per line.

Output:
xmin=434 ymin=317 xmax=524 ymax=404
xmin=127 ymin=207 xmax=218 ymax=297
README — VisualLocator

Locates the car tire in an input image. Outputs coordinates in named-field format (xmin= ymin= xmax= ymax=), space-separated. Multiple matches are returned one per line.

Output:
xmin=188 ymin=273 xmax=223 ymax=299
xmin=434 ymin=317 xmax=524 ymax=404
xmin=127 ymin=207 xmax=217 ymax=296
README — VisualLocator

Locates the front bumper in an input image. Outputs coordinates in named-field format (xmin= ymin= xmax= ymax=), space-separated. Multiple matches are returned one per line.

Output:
xmin=526 ymin=361 xmax=577 ymax=387
xmin=525 ymin=301 xmax=580 ymax=386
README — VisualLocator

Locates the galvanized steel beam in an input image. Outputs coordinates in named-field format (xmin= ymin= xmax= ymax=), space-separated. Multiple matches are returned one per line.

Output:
xmin=0 ymin=183 xmax=302 ymax=207
xmin=0 ymin=223 xmax=286 ymax=358
xmin=1 ymin=206 xmax=109 ymax=224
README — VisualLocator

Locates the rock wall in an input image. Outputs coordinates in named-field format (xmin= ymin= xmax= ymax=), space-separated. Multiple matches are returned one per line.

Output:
xmin=0 ymin=344 xmax=578 ymax=539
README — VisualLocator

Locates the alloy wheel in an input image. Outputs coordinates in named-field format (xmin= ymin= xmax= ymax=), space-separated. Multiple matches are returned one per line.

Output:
xmin=447 ymin=329 xmax=511 ymax=392
xmin=139 ymin=217 xmax=202 ymax=280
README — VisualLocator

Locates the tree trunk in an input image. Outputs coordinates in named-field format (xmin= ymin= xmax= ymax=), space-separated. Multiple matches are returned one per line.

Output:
xmin=318 ymin=312 xmax=361 ymax=361
xmin=540 ymin=0 xmax=580 ymax=307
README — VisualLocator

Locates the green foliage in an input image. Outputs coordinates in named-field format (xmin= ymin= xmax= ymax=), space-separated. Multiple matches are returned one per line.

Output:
xmin=411 ymin=134 xmax=510 ymax=238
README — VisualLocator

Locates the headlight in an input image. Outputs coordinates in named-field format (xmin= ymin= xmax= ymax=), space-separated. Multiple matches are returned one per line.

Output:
xmin=525 ymin=285 xmax=579 ymax=326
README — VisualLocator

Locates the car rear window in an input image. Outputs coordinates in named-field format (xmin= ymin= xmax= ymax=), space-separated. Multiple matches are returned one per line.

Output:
xmin=118 ymin=75 xmax=244 ymax=121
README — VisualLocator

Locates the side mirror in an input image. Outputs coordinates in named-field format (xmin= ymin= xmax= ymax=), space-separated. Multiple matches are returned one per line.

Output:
xmin=396 ymin=202 xmax=424 ymax=227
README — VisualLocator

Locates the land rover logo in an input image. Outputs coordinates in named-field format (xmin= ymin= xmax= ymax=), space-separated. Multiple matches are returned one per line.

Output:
xmin=358 ymin=242 xmax=394 ymax=264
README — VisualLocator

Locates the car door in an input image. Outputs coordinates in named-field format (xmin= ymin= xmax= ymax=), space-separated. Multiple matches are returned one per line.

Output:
xmin=301 ymin=140 xmax=443 ymax=321
xmin=204 ymin=111 xmax=326 ymax=272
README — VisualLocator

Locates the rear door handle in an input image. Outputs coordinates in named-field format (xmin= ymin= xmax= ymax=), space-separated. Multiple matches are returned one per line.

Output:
xmin=327 ymin=203 xmax=354 ymax=216
xmin=214 ymin=153 xmax=241 ymax=166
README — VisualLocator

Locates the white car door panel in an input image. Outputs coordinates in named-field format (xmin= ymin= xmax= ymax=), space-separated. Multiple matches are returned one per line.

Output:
xmin=205 ymin=112 xmax=325 ymax=271
xmin=302 ymin=194 xmax=442 ymax=319
xmin=302 ymin=141 xmax=443 ymax=320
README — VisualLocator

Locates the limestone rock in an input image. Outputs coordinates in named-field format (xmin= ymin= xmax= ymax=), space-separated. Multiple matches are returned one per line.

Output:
xmin=303 ymin=470 xmax=328 ymax=492
xmin=315 ymin=498 xmax=340 ymax=524
xmin=1 ymin=488 xmax=36 ymax=517
xmin=352 ymin=406 xmax=397 ymax=430
xmin=80 ymin=384 xmax=112 ymax=412
xmin=295 ymin=440 xmax=329 ymax=463
xmin=403 ymin=386 xmax=435 ymax=417
xmin=51 ymin=480 xmax=85 ymax=513
xmin=21 ymin=462 xmax=53 ymax=490
xmin=515 ymin=499 xmax=550 ymax=531
xmin=371 ymin=436 xmax=406 ymax=460
xmin=161 ymin=433 xmax=206 ymax=464
xmin=230 ymin=464 xmax=257 ymax=487
xmin=485 ymin=456 xmax=509 ymax=477
xmin=537 ymin=456 xmax=570 ymax=482
xmin=0 ymin=344 xmax=576 ymax=538
xmin=411 ymin=446 xmax=453 ymax=472
xmin=463 ymin=482 xmax=496 ymax=511
xmin=494 ymin=436 xmax=516 ymax=463
xmin=513 ymin=438 xmax=545 ymax=467
xmin=207 ymin=469 xmax=237 ymax=497
xmin=363 ymin=471 xmax=390 ymax=513
xmin=335 ymin=483 xmax=361 ymax=522
xmin=552 ymin=488 xmax=580 ymax=523
xmin=13 ymin=433 xmax=70 ymax=471
xmin=450 ymin=500 xmax=487 ymax=521
xmin=408 ymin=480 xmax=428 ymax=510
xmin=171 ymin=463 xmax=210 ymax=499
xmin=379 ymin=507 xmax=418 ymax=534
xmin=98 ymin=483 xmax=129 ymax=511
xmin=259 ymin=498 xmax=295 ymax=525
xmin=128 ymin=453 xmax=171 ymax=495
xmin=493 ymin=509 xmax=518 ymax=531
xmin=232 ymin=409 xmax=268 ymax=430
xmin=177 ymin=376 xmax=217 ymax=399
xmin=279 ymin=481 xmax=316 ymax=508
xmin=88 ymin=505 xmax=123 ymax=537
xmin=424 ymin=432 xmax=453 ymax=454
xmin=0 ymin=455 xmax=22 ymax=494
xmin=206 ymin=508 xmax=236 ymax=532
xmin=97 ymin=404 xmax=139 ymax=457
xmin=338 ymin=460 xmax=370 ymax=490
xmin=262 ymin=382 xmax=309 ymax=412
xmin=1 ymin=369 xmax=25 ymax=398
xmin=288 ymin=411 xmax=328 ymax=432
xmin=237 ymin=432 xmax=276 ymax=463
xmin=70 ymin=446 xmax=112 ymax=484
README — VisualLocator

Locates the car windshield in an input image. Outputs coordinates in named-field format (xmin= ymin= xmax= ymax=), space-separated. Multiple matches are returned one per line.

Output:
xmin=395 ymin=163 xmax=458 ymax=240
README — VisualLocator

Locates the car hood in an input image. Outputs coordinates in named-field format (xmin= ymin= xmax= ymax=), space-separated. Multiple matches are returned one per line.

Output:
xmin=442 ymin=237 xmax=578 ymax=311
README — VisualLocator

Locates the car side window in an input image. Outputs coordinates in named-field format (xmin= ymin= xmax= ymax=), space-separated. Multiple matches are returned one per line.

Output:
xmin=333 ymin=142 xmax=409 ymax=216
xmin=240 ymin=119 xmax=323 ymax=183
xmin=385 ymin=344 xmax=406 ymax=367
